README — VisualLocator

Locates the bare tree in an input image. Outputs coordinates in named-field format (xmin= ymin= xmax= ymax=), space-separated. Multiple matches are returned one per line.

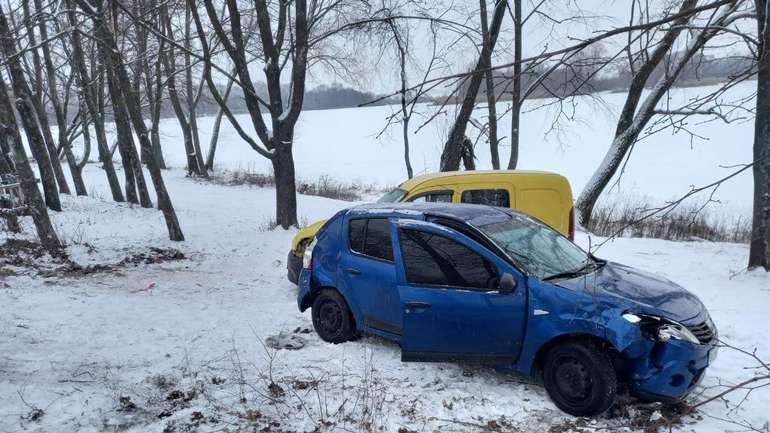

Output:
xmin=480 ymin=0 xmax=500 ymax=170
xmin=507 ymin=0 xmax=521 ymax=169
xmin=750 ymin=0 xmax=770 ymax=269
xmin=66 ymin=0 xmax=125 ymax=202
xmin=575 ymin=0 xmax=749 ymax=226
xmin=0 ymin=6 xmax=63 ymax=212
xmin=440 ymin=0 xmax=507 ymax=172
xmin=0 ymin=6 xmax=61 ymax=253
xmin=187 ymin=0 xmax=310 ymax=228
xmin=76 ymin=0 xmax=184 ymax=241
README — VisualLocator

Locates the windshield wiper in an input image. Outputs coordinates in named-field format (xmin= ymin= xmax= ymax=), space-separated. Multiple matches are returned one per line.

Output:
xmin=543 ymin=259 xmax=603 ymax=281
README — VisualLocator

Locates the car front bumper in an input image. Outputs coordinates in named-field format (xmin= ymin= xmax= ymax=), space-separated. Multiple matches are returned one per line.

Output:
xmin=625 ymin=337 xmax=717 ymax=401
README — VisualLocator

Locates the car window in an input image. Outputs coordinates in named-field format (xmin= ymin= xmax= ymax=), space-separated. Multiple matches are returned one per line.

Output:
xmin=408 ymin=191 xmax=453 ymax=203
xmin=348 ymin=218 xmax=393 ymax=262
xmin=348 ymin=218 xmax=366 ymax=254
xmin=461 ymin=189 xmax=510 ymax=207
xmin=364 ymin=218 xmax=394 ymax=261
xmin=399 ymin=228 xmax=495 ymax=290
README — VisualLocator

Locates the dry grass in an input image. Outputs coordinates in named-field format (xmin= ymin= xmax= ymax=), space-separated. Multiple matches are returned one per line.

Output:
xmin=208 ymin=169 xmax=380 ymax=202
xmin=586 ymin=198 xmax=751 ymax=243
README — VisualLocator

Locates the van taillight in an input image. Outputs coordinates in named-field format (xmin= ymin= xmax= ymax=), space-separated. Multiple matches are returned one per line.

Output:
xmin=568 ymin=207 xmax=575 ymax=241
xmin=303 ymin=238 xmax=317 ymax=270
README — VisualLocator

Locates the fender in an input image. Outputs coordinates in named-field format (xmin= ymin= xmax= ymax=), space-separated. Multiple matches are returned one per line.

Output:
xmin=514 ymin=280 xmax=642 ymax=375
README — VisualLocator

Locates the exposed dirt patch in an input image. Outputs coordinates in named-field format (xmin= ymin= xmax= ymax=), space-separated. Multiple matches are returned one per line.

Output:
xmin=0 ymin=239 xmax=186 ymax=279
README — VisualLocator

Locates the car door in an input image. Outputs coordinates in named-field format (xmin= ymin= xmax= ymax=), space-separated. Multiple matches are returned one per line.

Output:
xmin=339 ymin=217 xmax=401 ymax=335
xmin=390 ymin=219 xmax=528 ymax=363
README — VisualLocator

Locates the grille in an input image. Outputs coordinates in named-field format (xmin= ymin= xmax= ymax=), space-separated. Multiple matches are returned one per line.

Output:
xmin=687 ymin=321 xmax=715 ymax=344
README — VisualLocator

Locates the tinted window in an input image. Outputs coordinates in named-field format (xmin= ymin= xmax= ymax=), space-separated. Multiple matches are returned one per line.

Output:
xmin=348 ymin=219 xmax=366 ymax=253
xmin=409 ymin=191 xmax=453 ymax=203
xmin=399 ymin=229 xmax=495 ymax=289
xmin=364 ymin=218 xmax=393 ymax=261
xmin=461 ymin=189 xmax=510 ymax=207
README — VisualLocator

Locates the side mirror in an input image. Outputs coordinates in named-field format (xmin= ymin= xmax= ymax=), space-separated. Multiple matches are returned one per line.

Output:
xmin=499 ymin=273 xmax=517 ymax=294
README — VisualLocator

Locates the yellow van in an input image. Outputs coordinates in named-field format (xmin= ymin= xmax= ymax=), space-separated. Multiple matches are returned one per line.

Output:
xmin=287 ymin=170 xmax=574 ymax=283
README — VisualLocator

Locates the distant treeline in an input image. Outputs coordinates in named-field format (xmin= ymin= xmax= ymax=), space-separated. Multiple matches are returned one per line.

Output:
xmin=456 ymin=52 xmax=755 ymax=103
xmin=51 ymin=53 xmax=752 ymax=124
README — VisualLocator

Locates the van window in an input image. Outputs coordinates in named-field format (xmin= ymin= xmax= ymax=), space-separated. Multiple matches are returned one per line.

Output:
xmin=408 ymin=191 xmax=453 ymax=203
xmin=399 ymin=229 xmax=495 ymax=290
xmin=348 ymin=218 xmax=393 ymax=262
xmin=461 ymin=189 xmax=510 ymax=207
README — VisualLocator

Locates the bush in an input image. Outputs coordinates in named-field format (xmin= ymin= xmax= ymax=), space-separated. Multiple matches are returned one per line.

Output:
xmin=586 ymin=198 xmax=750 ymax=243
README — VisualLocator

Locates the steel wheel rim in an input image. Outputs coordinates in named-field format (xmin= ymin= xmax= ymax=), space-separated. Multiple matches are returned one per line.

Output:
xmin=317 ymin=299 xmax=343 ymax=335
xmin=553 ymin=356 xmax=593 ymax=402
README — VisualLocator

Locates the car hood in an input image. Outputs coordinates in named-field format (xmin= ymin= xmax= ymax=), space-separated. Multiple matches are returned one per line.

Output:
xmin=554 ymin=261 xmax=706 ymax=324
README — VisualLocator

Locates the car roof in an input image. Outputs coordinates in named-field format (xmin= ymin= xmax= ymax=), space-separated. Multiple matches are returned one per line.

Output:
xmin=398 ymin=169 xmax=562 ymax=191
xmin=345 ymin=202 xmax=521 ymax=227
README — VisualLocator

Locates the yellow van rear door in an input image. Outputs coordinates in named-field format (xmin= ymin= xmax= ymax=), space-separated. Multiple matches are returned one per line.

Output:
xmin=517 ymin=188 xmax=566 ymax=234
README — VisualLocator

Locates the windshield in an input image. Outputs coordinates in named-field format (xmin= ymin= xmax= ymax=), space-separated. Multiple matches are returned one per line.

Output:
xmin=478 ymin=214 xmax=592 ymax=280
xmin=377 ymin=188 xmax=407 ymax=203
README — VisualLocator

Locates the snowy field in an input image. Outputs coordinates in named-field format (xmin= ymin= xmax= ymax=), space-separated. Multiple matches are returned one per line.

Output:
xmin=2 ymin=83 xmax=769 ymax=433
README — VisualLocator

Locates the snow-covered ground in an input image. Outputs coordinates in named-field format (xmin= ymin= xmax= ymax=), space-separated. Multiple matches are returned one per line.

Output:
xmin=2 ymin=83 xmax=769 ymax=432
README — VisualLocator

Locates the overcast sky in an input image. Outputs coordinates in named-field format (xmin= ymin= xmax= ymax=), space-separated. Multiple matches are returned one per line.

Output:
xmin=303 ymin=0 xmax=750 ymax=95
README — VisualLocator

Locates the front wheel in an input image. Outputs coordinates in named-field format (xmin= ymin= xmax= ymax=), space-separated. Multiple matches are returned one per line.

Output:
xmin=543 ymin=341 xmax=617 ymax=417
xmin=311 ymin=289 xmax=355 ymax=344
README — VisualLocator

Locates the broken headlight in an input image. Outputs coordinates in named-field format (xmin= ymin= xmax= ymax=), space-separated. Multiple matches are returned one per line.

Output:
xmin=622 ymin=313 xmax=700 ymax=345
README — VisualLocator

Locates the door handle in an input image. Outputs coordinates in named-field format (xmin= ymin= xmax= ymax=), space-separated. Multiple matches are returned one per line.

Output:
xmin=345 ymin=267 xmax=361 ymax=275
xmin=404 ymin=301 xmax=431 ymax=309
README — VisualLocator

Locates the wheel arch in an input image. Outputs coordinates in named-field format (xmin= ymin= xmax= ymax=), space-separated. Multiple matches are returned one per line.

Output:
xmin=530 ymin=333 xmax=622 ymax=379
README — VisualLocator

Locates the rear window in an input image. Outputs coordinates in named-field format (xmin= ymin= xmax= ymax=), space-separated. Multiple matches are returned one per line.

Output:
xmin=461 ymin=189 xmax=510 ymax=207
xmin=348 ymin=218 xmax=393 ymax=262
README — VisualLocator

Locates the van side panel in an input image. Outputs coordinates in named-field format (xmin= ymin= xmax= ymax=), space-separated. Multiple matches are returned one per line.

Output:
xmin=401 ymin=172 xmax=573 ymax=236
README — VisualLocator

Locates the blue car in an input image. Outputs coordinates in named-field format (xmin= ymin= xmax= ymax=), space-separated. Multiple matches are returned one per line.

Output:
xmin=296 ymin=203 xmax=718 ymax=416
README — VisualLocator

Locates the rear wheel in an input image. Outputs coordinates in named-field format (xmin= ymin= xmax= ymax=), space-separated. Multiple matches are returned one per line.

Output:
xmin=543 ymin=341 xmax=617 ymax=417
xmin=311 ymin=289 xmax=355 ymax=344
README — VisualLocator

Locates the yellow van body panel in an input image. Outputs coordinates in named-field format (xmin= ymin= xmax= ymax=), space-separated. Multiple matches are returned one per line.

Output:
xmin=290 ymin=170 xmax=573 ymax=256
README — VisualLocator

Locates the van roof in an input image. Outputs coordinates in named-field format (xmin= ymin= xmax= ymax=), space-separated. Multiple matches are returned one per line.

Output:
xmin=398 ymin=170 xmax=564 ymax=191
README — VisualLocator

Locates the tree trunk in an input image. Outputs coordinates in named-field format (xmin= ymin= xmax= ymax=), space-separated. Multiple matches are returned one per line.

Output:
xmin=33 ymin=0 xmax=86 ymax=196
xmin=271 ymin=136 xmax=298 ymax=229
xmin=87 ymin=0 xmax=184 ymax=241
xmin=185 ymin=7 xmax=207 ymax=177
xmin=750 ymin=0 xmax=770 ymax=269
xmin=480 ymin=0 xmax=499 ymax=170
xmin=205 ymin=76 xmax=235 ymax=171
xmin=20 ymin=0 xmax=71 ymax=196
xmin=0 ymin=11 xmax=62 ymax=211
xmin=0 ymin=17 xmax=61 ymax=254
xmin=161 ymin=34 xmax=202 ymax=176
xmin=440 ymin=0 xmax=507 ymax=171
xmin=66 ymin=0 xmax=124 ymax=202
xmin=507 ymin=0 xmax=522 ymax=170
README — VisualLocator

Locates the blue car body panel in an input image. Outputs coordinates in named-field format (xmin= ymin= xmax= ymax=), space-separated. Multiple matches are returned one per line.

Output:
xmin=297 ymin=203 xmax=717 ymax=402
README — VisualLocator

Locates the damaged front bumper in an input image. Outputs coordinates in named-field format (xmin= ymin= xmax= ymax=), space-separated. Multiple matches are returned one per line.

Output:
xmin=624 ymin=336 xmax=717 ymax=401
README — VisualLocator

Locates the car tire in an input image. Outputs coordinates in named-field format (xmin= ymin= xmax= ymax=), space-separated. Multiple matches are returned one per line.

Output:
xmin=543 ymin=340 xmax=617 ymax=417
xmin=311 ymin=289 xmax=355 ymax=344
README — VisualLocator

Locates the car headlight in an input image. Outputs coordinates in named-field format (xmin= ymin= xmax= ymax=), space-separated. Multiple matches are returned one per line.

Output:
xmin=622 ymin=313 xmax=700 ymax=345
